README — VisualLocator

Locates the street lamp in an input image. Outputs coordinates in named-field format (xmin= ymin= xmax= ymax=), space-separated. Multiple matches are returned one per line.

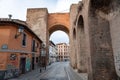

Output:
xmin=41 ymin=43 xmax=46 ymax=56
xmin=15 ymin=26 xmax=24 ymax=39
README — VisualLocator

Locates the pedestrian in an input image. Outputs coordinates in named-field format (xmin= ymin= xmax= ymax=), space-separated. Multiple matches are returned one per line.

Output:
xmin=40 ymin=61 xmax=42 ymax=73
xmin=45 ymin=66 xmax=46 ymax=70
xmin=40 ymin=68 xmax=42 ymax=73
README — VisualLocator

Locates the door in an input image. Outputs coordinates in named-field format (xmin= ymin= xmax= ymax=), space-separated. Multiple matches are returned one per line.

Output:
xmin=20 ymin=58 xmax=26 ymax=74
xmin=32 ymin=57 xmax=35 ymax=70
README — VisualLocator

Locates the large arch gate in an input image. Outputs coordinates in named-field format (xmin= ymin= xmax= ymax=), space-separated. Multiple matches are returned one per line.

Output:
xmin=26 ymin=9 xmax=70 ymax=65
xmin=47 ymin=13 xmax=70 ymax=61
xmin=48 ymin=13 xmax=70 ymax=44
xmin=47 ymin=13 xmax=70 ymax=65
xmin=48 ymin=13 xmax=70 ymax=36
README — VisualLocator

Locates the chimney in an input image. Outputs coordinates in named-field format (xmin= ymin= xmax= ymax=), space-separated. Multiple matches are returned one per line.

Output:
xmin=8 ymin=14 xmax=12 ymax=19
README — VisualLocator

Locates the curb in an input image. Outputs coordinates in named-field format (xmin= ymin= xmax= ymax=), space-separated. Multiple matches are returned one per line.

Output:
xmin=65 ymin=65 xmax=88 ymax=80
xmin=69 ymin=66 xmax=88 ymax=80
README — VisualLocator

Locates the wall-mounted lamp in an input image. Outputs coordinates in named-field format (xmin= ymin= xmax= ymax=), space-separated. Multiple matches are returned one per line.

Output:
xmin=42 ymin=43 xmax=45 ymax=48
xmin=40 ymin=43 xmax=46 ymax=57
xmin=15 ymin=26 xmax=24 ymax=39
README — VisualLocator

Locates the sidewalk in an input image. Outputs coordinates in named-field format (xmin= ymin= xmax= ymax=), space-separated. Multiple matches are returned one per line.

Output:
xmin=65 ymin=66 xmax=88 ymax=80
xmin=9 ymin=64 xmax=53 ymax=80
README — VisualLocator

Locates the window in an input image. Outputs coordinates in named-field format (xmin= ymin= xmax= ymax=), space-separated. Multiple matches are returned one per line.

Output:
xmin=36 ymin=43 xmax=39 ymax=48
xmin=36 ymin=57 xmax=38 ymax=63
xmin=22 ymin=33 xmax=27 ymax=46
xmin=32 ymin=39 xmax=36 ymax=52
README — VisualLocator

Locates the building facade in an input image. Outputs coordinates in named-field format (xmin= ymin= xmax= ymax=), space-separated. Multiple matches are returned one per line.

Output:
xmin=49 ymin=41 xmax=57 ymax=64
xmin=0 ymin=18 xmax=43 ymax=80
xmin=56 ymin=43 xmax=69 ymax=61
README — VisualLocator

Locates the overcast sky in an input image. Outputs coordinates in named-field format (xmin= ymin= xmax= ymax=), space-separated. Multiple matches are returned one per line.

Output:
xmin=0 ymin=0 xmax=80 ymax=44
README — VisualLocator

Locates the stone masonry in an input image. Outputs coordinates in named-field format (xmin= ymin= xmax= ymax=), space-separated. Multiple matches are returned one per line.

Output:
xmin=26 ymin=0 xmax=120 ymax=80
xmin=70 ymin=0 xmax=120 ymax=80
xmin=26 ymin=8 xmax=69 ymax=65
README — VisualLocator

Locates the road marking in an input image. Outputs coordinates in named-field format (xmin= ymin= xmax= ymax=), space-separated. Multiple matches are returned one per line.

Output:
xmin=64 ymin=67 xmax=71 ymax=80
xmin=39 ymin=63 xmax=59 ymax=78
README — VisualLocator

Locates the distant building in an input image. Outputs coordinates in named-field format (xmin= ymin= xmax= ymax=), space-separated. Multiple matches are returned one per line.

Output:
xmin=0 ymin=18 xmax=43 ymax=79
xmin=56 ymin=43 xmax=69 ymax=61
xmin=49 ymin=41 xmax=57 ymax=64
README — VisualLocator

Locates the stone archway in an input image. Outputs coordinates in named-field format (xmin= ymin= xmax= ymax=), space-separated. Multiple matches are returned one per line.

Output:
xmin=48 ymin=13 xmax=70 ymax=33
xmin=49 ymin=24 xmax=69 ymax=37
xmin=26 ymin=9 xmax=70 ymax=65
xmin=48 ymin=13 xmax=70 ymax=43
xmin=47 ymin=13 xmax=70 ymax=65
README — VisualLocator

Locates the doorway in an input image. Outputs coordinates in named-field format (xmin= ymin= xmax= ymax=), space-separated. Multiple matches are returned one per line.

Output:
xmin=20 ymin=57 xmax=26 ymax=74
xmin=32 ymin=57 xmax=35 ymax=70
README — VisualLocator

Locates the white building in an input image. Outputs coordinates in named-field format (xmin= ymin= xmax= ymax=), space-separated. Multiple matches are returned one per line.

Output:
xmin=56 ymin=43 xmax=69 ymax=61
xmin=49 ymin=41 xmax=57 ymax=64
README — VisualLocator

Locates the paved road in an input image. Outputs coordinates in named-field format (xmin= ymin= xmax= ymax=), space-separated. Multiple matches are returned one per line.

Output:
xmin=10 ymin=62 xmax=70 ymax=80
xmin=40 ymin=62 xmax=69 ymax=80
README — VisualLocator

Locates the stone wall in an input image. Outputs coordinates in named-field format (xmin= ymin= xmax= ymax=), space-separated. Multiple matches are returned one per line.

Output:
xmin=109 ymin=0 xmax=120 ymax=77
xmin=25 ymin=0 xmax=120 ymax=80
xmin=26 ymin=8 xmax=48 ymax=45
xmin=88 ymin=14 xmax=117 ymax=80
xmin=70 ymin=0 xmax=119 ymax=80
xmin=110 ymin=12 xmax=120 ymax=77
xmin=70 ymin=4 xmax=79 ymax=69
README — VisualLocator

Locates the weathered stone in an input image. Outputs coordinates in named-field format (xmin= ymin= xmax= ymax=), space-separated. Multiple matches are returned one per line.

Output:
xmin=26 ymin=0 xmax=120 ymax=80
xmin=70 ymin=0 xmax=119 ymax=80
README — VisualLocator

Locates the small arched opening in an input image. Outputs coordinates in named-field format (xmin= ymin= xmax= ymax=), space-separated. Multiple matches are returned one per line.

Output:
xmin=73 ymin=28 xmax=76 ymax=39
xmin=72 ymin=28 xmax=77 ymax=69
xmin=77 ymin=15 xmax=87 ymax=73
